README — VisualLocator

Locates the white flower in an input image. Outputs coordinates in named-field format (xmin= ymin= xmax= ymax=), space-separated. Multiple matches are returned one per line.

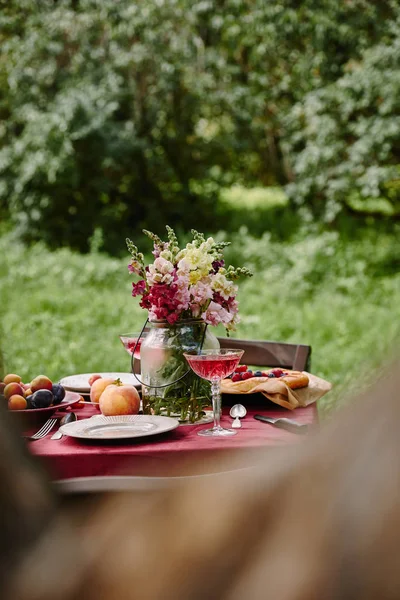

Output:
xmin=153 ymin=257 xmax=174 ymax=274
xmin=211 ymin=272 xmax=238 ymax=300
xmin=147 ymin=257 xmax=175 ymax=285
xmin=177 ymin=258 xmax=191 ymax=275
xmin=159 ymin=250 xmax=173 ymax=261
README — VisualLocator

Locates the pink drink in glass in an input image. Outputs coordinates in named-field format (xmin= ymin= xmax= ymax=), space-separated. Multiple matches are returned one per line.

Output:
xmin=119 ymin=333 xmax=147 ymax=360
xmin=184 ymin=349 xmax=244 ymax=437
xmin=185 ymin=354 xmax=241 ymax=381
xmin=123 ymin=338 xmax=142 ymax=359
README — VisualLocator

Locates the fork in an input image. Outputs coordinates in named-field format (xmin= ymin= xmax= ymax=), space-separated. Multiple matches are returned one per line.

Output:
xmin=23 ymin=418 xmax=58 ymax=441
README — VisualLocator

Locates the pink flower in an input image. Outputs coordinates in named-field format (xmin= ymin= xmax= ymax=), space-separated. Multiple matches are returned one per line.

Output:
xmin=128 ymin=260 xmax=142 ymax=275
xmin=202 ymin=301 xmax=233 ymax=327
xmin=131 ymin=280 xmax=146 ymax=297
xmin=190 ymin=278 xmax=213 ymax=305
xmin=145 ymin=283 xmax=186 ymax=323
xmin=152 ymin=242 xmax=170 ymax=258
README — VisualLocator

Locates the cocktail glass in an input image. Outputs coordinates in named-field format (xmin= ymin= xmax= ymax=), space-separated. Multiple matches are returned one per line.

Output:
xmin=183 ymin=348 xmax=244 ymax=437
xmin=119 ymin=332 xmax=148 ymax=361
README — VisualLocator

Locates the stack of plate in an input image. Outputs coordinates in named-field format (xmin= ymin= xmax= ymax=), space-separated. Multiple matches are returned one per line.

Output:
xmin=59 ymin=372 xmax=142 ymax=395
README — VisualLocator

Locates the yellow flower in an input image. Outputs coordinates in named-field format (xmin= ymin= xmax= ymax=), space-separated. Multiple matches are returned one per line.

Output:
xmin=189 ymin=270 xmax=204 ymax=285
xmin=183 ymin=248 xmax=213 ymax=276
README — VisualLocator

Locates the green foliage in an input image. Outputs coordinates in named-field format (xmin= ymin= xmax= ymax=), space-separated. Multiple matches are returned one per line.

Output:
xmin=0 ymin=0 xmax=225 ymax=252
xmin=284 ymin=4 xmax=400 ymax=219
xmin=1 ymin=1 xmax=400 ymax=251
xmin=1 ymin=229 xmax=399 ymax=415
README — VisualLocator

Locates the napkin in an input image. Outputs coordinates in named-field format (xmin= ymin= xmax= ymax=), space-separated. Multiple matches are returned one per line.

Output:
xmin=220 ymin=372 xmax=332 ymax=410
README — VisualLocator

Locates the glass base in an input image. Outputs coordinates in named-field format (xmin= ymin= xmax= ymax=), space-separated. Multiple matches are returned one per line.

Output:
xmin=197 ymin=426 xmax=237 ymax=437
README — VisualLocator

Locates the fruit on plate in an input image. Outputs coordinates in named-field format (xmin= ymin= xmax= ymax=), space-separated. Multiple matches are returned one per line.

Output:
xmin=99 ymin=381 xmax=140 ymax=416
xmin=30 ymin=389 xmax=54 ymax=409
xmin=52 ymin=383 xmax=66 ymax=405
xmin=8 ymin=394 xmax=27 ymax=411
xmin=30 ymin=375 xmax=53 ymax=393
xmin=1 ymin=372 xmax=67 ymax=411
xmin=88 ymin=373 xmax=102 ymax=386
xmin=3 ymin=373 xmax=22 ymax=385
xmin=90 ymin=377 xmax=115 ymax=403
xmin=4 ymin=382 xmax=26 ymax=400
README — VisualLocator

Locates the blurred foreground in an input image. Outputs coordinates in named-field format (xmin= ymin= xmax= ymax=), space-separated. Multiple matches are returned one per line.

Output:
xmin=1 ymin=355 xmax=400 ymax=599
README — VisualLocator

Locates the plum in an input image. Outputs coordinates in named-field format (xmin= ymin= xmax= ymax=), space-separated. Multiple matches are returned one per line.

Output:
xmin=26 ymin=395 xmax=36 ymax=409
xmin=31 ymin=389 xmax=53 ymax=408
xmin=52 ymin=384 xmax=66 ymax=405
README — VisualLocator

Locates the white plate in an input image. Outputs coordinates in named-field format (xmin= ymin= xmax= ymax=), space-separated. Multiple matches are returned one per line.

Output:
xmin=59 ymin=414 xmax=179 ymax=441
xmin=59 ymin=372 xmax=142 ymax=393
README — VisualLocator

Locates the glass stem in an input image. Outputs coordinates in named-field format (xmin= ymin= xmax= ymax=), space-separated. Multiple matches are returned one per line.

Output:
xmin=211 ymin=378 xmax=221 ymax=429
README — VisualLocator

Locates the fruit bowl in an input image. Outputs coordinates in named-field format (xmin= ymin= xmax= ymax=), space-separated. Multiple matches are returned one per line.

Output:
xmin=9 ymin=391 xmax=82 ymax=426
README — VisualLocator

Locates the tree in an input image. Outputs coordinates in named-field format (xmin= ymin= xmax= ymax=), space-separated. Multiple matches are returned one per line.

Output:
xmin=0 ymin=0 xmax=399 ymax=252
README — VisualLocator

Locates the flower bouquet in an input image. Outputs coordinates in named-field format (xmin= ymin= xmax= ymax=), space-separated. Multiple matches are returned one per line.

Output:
xmin=126 ymin=227 xmax=252 ymax=422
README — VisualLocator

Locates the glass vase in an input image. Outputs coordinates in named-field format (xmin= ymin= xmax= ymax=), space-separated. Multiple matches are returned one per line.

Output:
xmin=140 ymin=319 xmax=220 ymax=423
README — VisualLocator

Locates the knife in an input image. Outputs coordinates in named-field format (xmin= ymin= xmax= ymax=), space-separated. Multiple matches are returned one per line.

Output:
xmin=254 ymin=414 xmax=312 ymax=434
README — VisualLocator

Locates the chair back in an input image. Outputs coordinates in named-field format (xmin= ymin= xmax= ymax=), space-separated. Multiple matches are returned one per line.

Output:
xmin=217 ymin=338 xmax=311 ymax=371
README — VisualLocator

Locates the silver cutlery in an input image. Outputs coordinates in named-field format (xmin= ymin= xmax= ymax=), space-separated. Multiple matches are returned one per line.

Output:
xmin=51 ymin=412 xmax=77 ymax=439
xmin=23 ymin=418 xmax=58 ymax=441
xmin=229 ymin=404 xmax=247 ymax=428
xmin=254 ymin=414 xmax=312 ymax=434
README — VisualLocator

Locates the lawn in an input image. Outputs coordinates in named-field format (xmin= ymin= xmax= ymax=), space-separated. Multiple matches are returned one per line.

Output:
xmin=1 ymin=217 xmax=398 ymax=416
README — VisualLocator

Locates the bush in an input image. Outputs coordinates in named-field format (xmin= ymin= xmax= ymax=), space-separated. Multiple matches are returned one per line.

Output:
xmin=1 ymin=0 xmax=399 ymax=251
xmin=284 ymin=7 xmax=400 ymax=220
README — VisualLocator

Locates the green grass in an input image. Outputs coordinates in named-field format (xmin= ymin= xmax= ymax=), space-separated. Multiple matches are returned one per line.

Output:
xmin=220 ymin=185 xmax=288 ymax=209
xmin=1 ymin=221 xmax=399 ymax=417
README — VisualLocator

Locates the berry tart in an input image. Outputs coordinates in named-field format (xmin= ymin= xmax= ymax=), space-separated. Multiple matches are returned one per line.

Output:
xmin=221 ymin=366 xmax=309 ymax=393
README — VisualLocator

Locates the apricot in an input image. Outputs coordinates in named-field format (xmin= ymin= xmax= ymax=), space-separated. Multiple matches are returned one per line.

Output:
xmin=30 ymin=375 xmax=53 ymax=393
xmin=88 ymin=374 xmax=102 ymax=386
xmin=8 ymin=395 xmax=27 ymax=411
xmin=90 ymin=378 xmax=115 ymax=403
xmin=4 ymin=382 xmax=25 ymax=400
xmin=3 ymin=374 xmax=22 ymax=385
xmin=99 ymin=383 xmax=140 ymax=416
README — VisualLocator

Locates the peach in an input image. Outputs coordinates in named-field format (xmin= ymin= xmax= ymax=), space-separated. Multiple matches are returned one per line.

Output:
xmin=99 ymin=383 xmax=140 ymax=416
xmin=3 ymin=374 xmax=22 ymax=385
xmin=30 ymin=375 xmax=53 ymax=393
xmin=4 ymin=382 xmax=25 ymax=400
xmin=0 ymin=382 xmax=6 ymax=396
xmin=90 ymin=378 xmax=115 ymax=403
xmin=8 ymin=395 xmax=27 ymax=411
xmin=88 ymin=373 xmax=102 ymax=386
xmin=24 ymin=388 xmax=32 ymax=397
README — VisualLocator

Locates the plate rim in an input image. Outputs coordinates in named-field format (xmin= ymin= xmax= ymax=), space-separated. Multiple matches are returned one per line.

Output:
xmin=59 ymin=372 xmax=141 ymax=392
xmin=59 ymin=413 xmax=179 ymax=440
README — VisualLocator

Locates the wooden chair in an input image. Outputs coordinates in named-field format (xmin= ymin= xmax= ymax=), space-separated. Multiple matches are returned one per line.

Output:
xmin=217 ymin=338 xmax=311 ymax=372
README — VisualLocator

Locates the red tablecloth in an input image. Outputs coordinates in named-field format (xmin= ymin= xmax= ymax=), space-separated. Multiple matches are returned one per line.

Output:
xmin=28 ymin=401 xmax=318 ymax=480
